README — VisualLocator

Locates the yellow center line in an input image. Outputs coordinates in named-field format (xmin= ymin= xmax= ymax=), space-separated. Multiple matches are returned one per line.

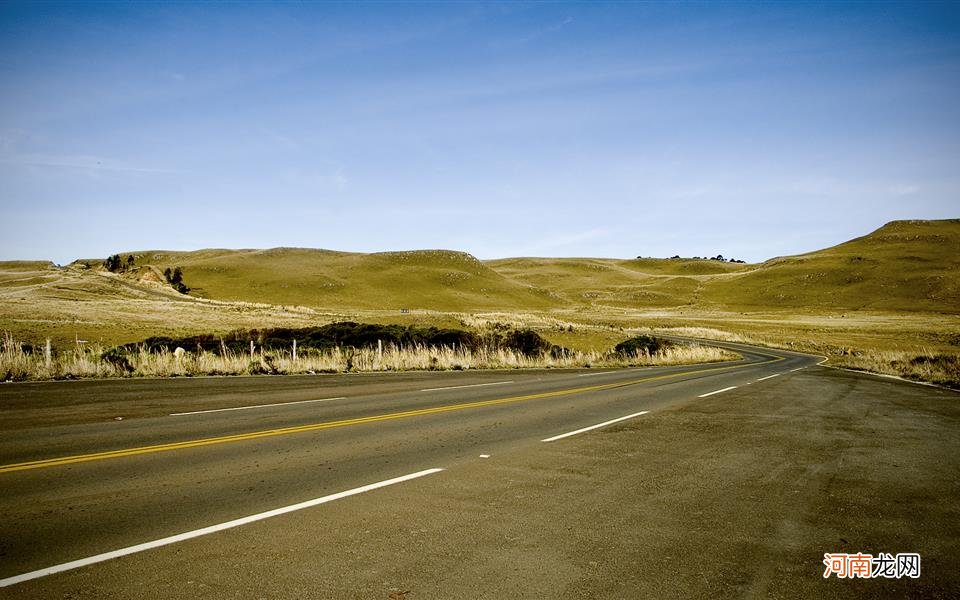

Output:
xmin=0 ymin=355 xmax=783 ymax=474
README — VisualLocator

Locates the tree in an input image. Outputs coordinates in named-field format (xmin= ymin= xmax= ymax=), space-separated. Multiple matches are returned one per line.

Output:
xmin=103 ymin=254 xmax=122 ymax=272
xmin=126 ymin=255 xmax=135 ymax=268
xmin=163 ymin=266 xmax=189 ymax=294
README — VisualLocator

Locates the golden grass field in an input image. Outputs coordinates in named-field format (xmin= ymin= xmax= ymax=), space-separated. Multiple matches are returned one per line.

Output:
xmin=1 ymin=219 xmax=957 ymax=385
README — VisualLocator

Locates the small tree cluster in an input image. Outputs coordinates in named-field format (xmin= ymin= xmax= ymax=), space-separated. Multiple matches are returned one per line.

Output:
xmin=103 ymin=254 xmax=136 ymax=273
xmin=707 ymin=255 xmax=746 ymax=263
xmin=666 ymin=254 xmax=746 ymax=263
xmin=163 ymin=266 xmax=190 ymax=294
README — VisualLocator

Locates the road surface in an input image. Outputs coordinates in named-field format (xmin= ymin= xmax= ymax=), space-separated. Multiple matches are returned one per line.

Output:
xmin=0 ymin=341 xmax=957 ymax=598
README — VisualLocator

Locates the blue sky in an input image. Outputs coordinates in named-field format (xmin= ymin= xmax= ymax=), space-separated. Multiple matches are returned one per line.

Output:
xmin=1 ymin=1 xmax=958 ymax=264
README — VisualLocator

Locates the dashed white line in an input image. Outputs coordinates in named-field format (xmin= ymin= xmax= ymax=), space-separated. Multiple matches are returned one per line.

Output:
xmin=541 ymin=411 xmax=650 ymax=442
xmin=698 ymin=386 xmax=737 ymax=398
xmin=755 ymin=373 xmax=781 ymax=382
xmin=789 ymin=367 xmax=804 ymax=372
xmin=479 ymin=454 xmax=490 ymax=458
xmin=576 ymin=370 xmax=629 ymax=377
xmin=0 ymin=468 xmax=444 ymax=588
xmin=420 ymin=381 xmax=513 ymax=392
xmin=170 ymin=397 xmax=346 ymax=416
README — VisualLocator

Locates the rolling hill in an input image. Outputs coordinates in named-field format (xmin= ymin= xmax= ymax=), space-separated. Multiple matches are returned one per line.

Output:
xmin=702 ymin=219 xmax=960 ymax=312
xmin=489 ymin=219 xmax=960 ymax=314
xmin=114 ymin=248 xmax=559 ymax=312
xmin=1 ymin=219 xmax=957 ymax=348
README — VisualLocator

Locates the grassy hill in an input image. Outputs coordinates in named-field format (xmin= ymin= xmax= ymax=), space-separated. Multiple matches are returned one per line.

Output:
xmin=119 ymin=248 xmax=558 ymax=312
xmin=2 ymin=219 xmax=957 ymax=351
xmin=486 ymin=257 xmax=751 ymax=308
xmin=487 ymin=220 xmax=960 ymax=314
xmin=64 ymin=219 xmax=957 ymax=316
xmin=702 ymin=219 xmax=960 ymax=313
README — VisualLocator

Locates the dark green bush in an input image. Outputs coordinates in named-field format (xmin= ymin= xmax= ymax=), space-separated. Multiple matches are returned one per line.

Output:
xmin=613 ymin=335 xmax=671 ymax=357
xmin=100 ymin=347 xmax=134 ymax=373
xmin=119 ymin=322 xmax=567 ymax=357
xmin=504 ymin=328 xmax=553 ymax=357
xmin=103 ymin=254 xmax=122 ymax=272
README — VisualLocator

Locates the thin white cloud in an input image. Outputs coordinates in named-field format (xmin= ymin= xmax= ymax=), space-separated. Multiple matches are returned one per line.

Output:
xmin=0 ymin=154 xmax=182 ymax=174
xmin=493 ymin=15 xmax=574 ymax=48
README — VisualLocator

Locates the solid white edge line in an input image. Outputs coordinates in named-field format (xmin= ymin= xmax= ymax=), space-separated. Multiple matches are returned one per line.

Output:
xmin=755 ymin=373 xmax=781 ymax=382
xmin=0 ymin=468 xmax=444 ymax=588
xmin=420 ymin=380 xmax=513 ymax=392
xmin=170 ymin=396 xmax=346 ymax=416
xmin=698 ymin=386 xmax=737 ymax=398
xmin=821 ymin=365 xmax=954 ymax=390
xmin=541 ymin=411 xmax=649 ymax=442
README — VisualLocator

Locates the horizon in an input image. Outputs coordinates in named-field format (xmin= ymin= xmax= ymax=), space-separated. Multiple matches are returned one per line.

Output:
xmin=18 ymin=215 xmax=960 ymax=267
xmin=2 ymin=1 xmax=959 ymax=265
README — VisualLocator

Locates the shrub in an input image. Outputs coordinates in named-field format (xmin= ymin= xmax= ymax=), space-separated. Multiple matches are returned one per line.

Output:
xmin=504 ymin=328 xmax=553 ymax=356
xmin=123 ymin=322 xmax=553 ymax=355
xmin=614 ymin=335 xmax=671 ymax=357
xmin=162 ymin=266 xmax=190 ymax=294
xmin=103 ymin=254 xmax=122 ymax=272
xmin=100 ymin=347 xmax=134 ymax=374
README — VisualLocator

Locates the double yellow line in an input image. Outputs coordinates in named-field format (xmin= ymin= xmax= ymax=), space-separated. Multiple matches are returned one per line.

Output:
xmin=0 ymin=355 xmax=782 ymax=475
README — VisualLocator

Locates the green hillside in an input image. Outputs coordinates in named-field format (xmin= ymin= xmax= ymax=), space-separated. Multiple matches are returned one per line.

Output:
xmin=4 ymin=218 xmax=956 ymax=351
xmin=124 ymin=248 xmax=558 ymax=312
xmin=86 ymin=219 xmax=960 ymax=315
xmin=485 ymin=220 xmax=959 ymax=314
xmin=485 ymin=257 xmax=751 ymax=308
xmin=704 ymin=219 xmax=960 ymax=313
xmin=0 ymin=216 xmax=956 ymax=372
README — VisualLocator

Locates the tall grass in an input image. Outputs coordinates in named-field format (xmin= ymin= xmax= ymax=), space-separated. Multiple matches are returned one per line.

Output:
xmin=831 ymin=350 xmax=960 ymax=389
xmin=0 ymin=332 xmax=736 ymax=381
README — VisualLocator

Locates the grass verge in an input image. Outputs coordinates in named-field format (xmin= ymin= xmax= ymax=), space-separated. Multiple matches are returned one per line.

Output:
xmin=0 ymin=331 xmax=738 ymax=381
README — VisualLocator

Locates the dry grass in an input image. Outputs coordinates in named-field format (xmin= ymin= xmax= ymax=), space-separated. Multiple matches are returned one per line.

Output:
xmin=0 ymin=332 xmax=736 ymax=381
xmin=829 ymin=350 xmax=960 ymax=389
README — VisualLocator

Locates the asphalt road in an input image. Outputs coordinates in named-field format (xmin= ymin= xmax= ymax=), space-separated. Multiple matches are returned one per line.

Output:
xmin=0 ymin=341 xmax=956 ymax=598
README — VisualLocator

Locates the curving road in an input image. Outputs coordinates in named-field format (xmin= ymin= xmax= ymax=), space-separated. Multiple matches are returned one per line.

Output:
xmin=0 ymin=341 xmax=956 ymax=598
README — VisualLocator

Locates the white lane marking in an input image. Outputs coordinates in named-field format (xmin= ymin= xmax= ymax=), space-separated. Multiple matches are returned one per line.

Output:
xmin=541 ymin=411 xmax=649 ymax=442
xmin=755 ymin=373 xmax=781 ymax=382
xmin=420 ymin=380 xmax=513 ymax=392
xmin=698 ymin=386 xmax=737 ymax=398
xmin=0 ymin=468 xmax=444 ymax=588
xmin=576 ymin=370 xmax=627 ymax=377
xmin=823 ymin=366 xmax=947 ymax=389
xmin=789 ymin=367 xmax=804 ymax=372
xmin=170 ymin=397 xmax=346 ymax=416
xmin=479 ymin=454 xmax=490 ymax=458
